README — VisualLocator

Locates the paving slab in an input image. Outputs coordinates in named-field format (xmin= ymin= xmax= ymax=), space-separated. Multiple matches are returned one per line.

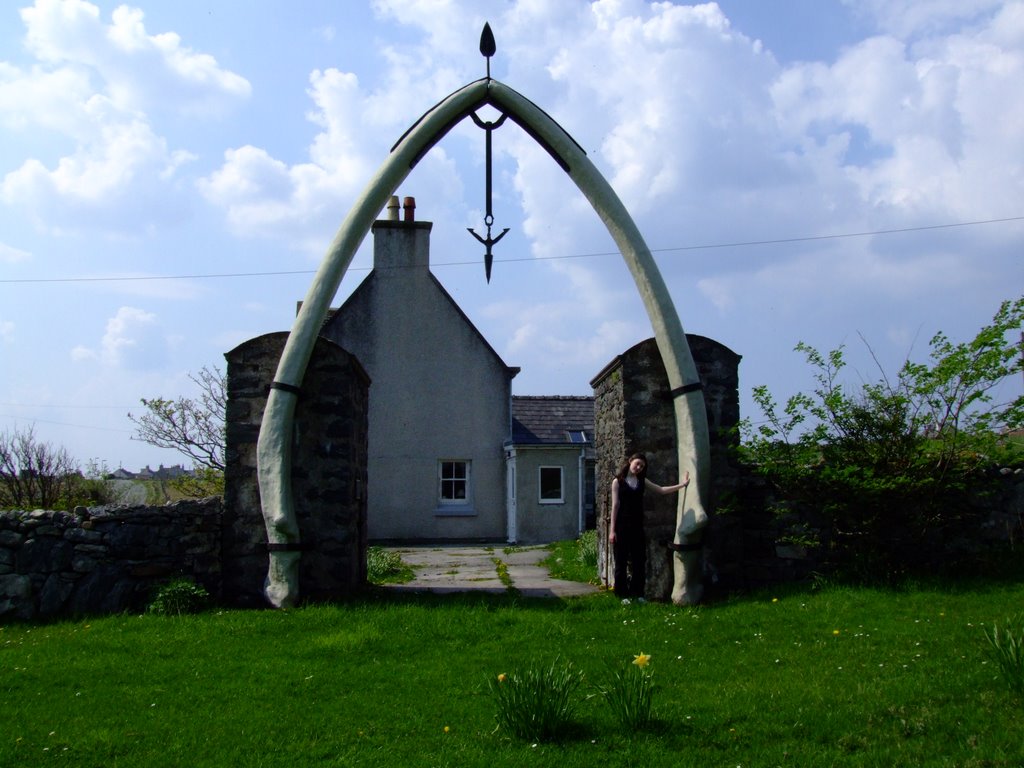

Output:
xmin=378 ymin=544 xmax=601 ymax=598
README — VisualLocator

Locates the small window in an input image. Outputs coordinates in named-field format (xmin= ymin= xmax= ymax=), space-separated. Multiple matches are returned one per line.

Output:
xmin=566 ymin=430 xmax=588 ymax=444
xmin=539 ymin=466 xmax=564 ymax=503
xmin=439 ymin=461 xmax=470 ymax=504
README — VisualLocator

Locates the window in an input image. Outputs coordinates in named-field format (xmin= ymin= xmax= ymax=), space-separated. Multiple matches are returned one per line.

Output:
xmin=439 ymin=461 xmax=470 ymax=504
xmin=566 ymin=430 xmax=588 ymax=444
xmin=539 ymin=466 xmax=564 ymax=503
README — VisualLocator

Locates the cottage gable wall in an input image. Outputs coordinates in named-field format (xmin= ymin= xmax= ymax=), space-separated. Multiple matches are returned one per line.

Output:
xmin=321 ymin=217 xmax=516 ymax=540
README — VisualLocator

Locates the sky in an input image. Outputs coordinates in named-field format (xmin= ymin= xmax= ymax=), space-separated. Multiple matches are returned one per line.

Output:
xmin=1 ymin=0 xmax=1022 ymax=472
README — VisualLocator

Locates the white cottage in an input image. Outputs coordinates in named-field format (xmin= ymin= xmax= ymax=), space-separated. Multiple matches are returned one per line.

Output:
xmin=319 ymin=199 xmax=519 ymax=541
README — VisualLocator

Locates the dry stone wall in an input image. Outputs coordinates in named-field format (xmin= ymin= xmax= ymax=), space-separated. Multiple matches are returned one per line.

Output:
xmin=0 ymin=499 xmax=221 ymax=621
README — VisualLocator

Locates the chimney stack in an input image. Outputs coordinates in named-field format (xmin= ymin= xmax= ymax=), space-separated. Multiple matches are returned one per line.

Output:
xmin=372 ymin=194 xmax=432 ymax=272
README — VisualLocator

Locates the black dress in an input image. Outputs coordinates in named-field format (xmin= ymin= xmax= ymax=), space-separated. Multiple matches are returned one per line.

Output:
xmin=613 ymin=477 xmax=646 ymax=598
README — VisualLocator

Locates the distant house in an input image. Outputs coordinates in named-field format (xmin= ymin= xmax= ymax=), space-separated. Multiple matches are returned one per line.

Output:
xmin=107 ymin=464 xmax=190 ymax=481
xmin=506 ymin=396 xmax=595 ymax=543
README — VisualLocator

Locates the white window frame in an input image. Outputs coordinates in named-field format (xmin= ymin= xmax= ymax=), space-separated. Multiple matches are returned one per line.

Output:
xmin=538 ymin=465 xmax=564 ymax=504
xmin=438 ymin=460 xmax=471 ymax=505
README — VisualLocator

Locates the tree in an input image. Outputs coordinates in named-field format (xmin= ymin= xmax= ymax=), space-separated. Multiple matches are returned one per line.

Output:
xmin=0 ymin=425 xmax=80 ymax=510
xmin=129 ymin=366 xmax=226 ymax=497
xmin=742 ymin=297 xmax=1024 ymax=580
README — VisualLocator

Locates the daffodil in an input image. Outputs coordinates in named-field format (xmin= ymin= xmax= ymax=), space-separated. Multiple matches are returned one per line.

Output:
xmin=497 ymin=673 xmax=507 ymax=683
xmin=632 ymin=652 xmax=651 ymax=668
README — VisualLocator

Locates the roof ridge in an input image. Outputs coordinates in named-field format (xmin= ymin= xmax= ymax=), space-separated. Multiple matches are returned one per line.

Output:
xmin=512 ymin=394 xmax=593 ymax=400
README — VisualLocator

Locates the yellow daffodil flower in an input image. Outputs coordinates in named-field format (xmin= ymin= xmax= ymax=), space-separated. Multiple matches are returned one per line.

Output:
xmin=497 ymin=673 xmax=507 ymax=682
xmin=633 ymin=652 xmax=651 ymax=667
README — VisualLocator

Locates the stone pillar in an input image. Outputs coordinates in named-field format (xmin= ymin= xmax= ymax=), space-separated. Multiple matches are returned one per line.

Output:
xmin=224 ymin=333 xmax=369 ymax=606
xmin=592 ymin=335 xmax=740 ymax=600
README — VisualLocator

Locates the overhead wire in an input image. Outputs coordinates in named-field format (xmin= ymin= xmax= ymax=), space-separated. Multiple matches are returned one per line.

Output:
xmin=1 ymin=215 xmax=1020 ymax=285
xmin=3 ymin=214 xmax=1020 ymax=428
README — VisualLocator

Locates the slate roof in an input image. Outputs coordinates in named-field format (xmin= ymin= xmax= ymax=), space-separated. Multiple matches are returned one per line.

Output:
xmin=510 ymin=395 xmax=594 ymax=448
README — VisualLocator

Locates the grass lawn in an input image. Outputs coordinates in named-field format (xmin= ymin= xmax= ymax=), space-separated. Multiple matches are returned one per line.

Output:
xmin=2 ymin=571 xmax=1022 ymax=766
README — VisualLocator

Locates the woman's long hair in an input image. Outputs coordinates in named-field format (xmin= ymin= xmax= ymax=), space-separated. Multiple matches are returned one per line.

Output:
xmin=615 ymin=452 xmax=648 ymax=484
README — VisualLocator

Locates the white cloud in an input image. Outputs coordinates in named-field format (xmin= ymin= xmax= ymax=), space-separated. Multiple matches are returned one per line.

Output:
xmin=0 ymin=0 xmax=247 ymax=234
xmin=72 ymin=306 xmax=169 ymax=370
xmin=0 ymin=242 xmax=31 ymax=264
xmin=196 ymin=68 xmax=377 ymax=248
xmin=198 ymin=64 xmax=466 ymax=252
xmin=2 ymin=111 xmax=195 ymax=224
xmin=0 ymin=63 xmax=95 ymax=136
xmin=771 ymin=5 xmax=1024 ymax=223
xmin=844 ymin=0 xmax=1006 ymax=38
xmin=20 ymin=0 xmax=250 ymax=116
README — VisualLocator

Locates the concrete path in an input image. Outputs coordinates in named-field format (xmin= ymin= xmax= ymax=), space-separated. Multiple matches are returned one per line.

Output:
xmin=378 ymin=544 xmax=601 ymax=598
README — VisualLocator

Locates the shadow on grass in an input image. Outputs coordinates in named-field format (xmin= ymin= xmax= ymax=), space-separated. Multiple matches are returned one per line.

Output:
xmin=352 ymin=584 xmax=615 ymax=614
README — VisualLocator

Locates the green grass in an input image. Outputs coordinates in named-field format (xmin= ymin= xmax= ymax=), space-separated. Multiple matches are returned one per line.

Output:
xmin=2 ymin=580 xmax=1023 ymax=766
xmin=543 ymin=533 xmax=602 ymax=585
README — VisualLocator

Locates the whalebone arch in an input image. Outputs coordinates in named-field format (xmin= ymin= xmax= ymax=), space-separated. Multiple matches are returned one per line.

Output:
xmin=256 ymin=76 xmax=711 ymax=607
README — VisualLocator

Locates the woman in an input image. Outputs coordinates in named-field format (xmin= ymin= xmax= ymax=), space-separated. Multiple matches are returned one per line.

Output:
xmin=609 ymin=452 xmax=689 ymax=599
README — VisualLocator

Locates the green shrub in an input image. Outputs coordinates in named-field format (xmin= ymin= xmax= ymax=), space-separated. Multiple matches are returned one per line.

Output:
xmin=488 ymin=659 xmax=583 ymax=742
xmin=366 ymin=546 xmax=413 ymax=584
xmin=742 ymin=297 xmax=1024 ymax=582
xmin=147 ymin=578 xmax=210 ymax=616
xmin=578 ymin=529 xmax=598 ymax=568
xmin=984 ymin=617 xmax=1024 ymax=697
xmin=597 ymin=653 xmax=656 ymax=731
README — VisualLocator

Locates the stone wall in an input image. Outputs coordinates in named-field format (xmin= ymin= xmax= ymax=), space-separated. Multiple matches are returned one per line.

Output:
xmin=718 ymin=467 xmax=1024 ymax=590
xmin=0 ymin=498 xmax=222 ymax=621
xmin=224 ymin=332 xmax=370 ymax=606
xmin=592 ymin=335 xmax=742 ymax=599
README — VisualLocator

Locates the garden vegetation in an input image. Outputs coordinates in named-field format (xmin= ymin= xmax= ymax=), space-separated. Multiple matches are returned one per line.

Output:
xmin=740 ymin=297 xmax=1023 ymax=582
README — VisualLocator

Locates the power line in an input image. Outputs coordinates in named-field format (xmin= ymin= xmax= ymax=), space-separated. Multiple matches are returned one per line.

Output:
xmin=0 ymin=414 xmax=134 ymax=434
xmin=0 ymin=402 xmax=131 ymax=409
xmin=0 ymin=269 xmax=324 ymax=285
xmin=2 ymin=215 xmax=1020 ymax=285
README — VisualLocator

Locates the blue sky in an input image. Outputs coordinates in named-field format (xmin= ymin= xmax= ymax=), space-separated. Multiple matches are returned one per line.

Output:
xmin=1 ymin=0 xmax=1022 ymax=472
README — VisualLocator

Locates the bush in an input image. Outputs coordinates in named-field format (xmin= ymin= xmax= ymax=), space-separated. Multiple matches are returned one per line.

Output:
xmin=578 ymin=529 xmax=598 ymax=568
xmin=488 ymin=659 xmax=583 ymax=741
xmin=147 ymin=579 xmax=210 ymax=616
xmin=984 ymin=617 xmax=1024 ymax=698
xmin=741 ymin=297 xmax=1024 ymax=581
xmin=598 ymin=653 xmax=656 ymax=731
xmin=0 ymin=425 xmax=79 ymax=510
xmin=366 ymin=546 xmax=413 ymax=584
